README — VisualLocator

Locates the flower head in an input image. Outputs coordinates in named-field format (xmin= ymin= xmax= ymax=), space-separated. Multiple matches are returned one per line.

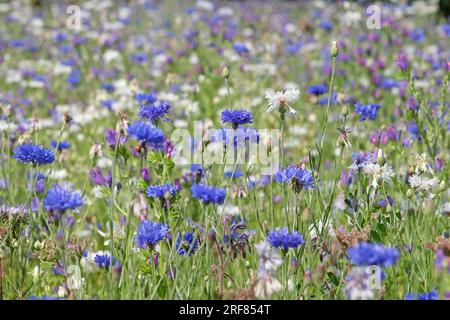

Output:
xmin=191 ymin=184 xmax=226 ymax=204
xmin=396 ymin=53 xmax=409 ymax=71
xmin=404 ymin=289 xmax=438 ymax=300
xmin=43 ymin=184 xmax=83 ymax=212
xmin=94 ymin=251 xmax=117 ymax=270
xmin=274 ymin=165 xmax=314 ymax=191
xmin=344 ymin=267 xmax=379 ymax=300
xmin=176 ymin=232 xmax=199 ymax=256
xmin=13 ymin=144 xmax=55 ymax=166
xmin=136 ymin=220 xmax=170 ymax=248
xmin=348 ymin=242 xmax=399 ymax=268
xmin=146 ymin=183 xmax=179 ymax=199
xmin=127 ymin=121 xmax=165 ymax=150
xmin=267 ymin=228 xmax=305 ymax=251
xmin=355 ymin=103 xmax=381 ymax=121
xmin=265 ymin=88 xmax=299 ymax=114
xmin=220 ymin=109 xmax=253 ymax=128
xmin=139 ymin=101 xmax=171 ymax=124
xmin=307 ymin=84 xmax=327 ymax=96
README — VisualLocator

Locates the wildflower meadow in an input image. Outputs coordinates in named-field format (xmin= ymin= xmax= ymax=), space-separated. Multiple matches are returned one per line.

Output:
xmin=0 ymin=0 xmax=449 ymax=303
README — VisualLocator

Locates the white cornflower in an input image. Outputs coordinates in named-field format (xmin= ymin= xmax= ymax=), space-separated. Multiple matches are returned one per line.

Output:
xmin=408 ymin=174 xmax=439 ymax=193
xmin=255 ymin=241 xmax=282 ymax=273
xmin=362 ymin=163 xmax=395 ymax=189
xmin=344 ymin=267 xmax=377 ymax=300
xmin=412 ymin=153 xmax=433 ymax=174
xmin=265 ymin=88 xmax=300 ymax=114
xmin=254 ymin=272 xmax=283 ymax=299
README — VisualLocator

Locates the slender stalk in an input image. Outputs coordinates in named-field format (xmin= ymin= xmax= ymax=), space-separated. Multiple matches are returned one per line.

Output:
xmin=0 ymin=256 xmax=3 ymax=300
xmin=318 ymin=56 xmax=336 ymax=171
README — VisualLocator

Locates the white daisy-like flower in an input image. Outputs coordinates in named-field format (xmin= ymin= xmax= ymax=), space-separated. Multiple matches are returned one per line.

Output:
xmin=255 ymin=241 xmax=282 ymax=273
xmin=265 ymin=88 xmax=300 ymax=114
xmin=254 ymin=272 xmax=283 ymax=299
xmin=412 ymin=153 xmax=433 ymax=174
xmin=408 ymin=174 xmax=439 ymax=193
xmin=362 ymin=163 xmax=395 ymax=189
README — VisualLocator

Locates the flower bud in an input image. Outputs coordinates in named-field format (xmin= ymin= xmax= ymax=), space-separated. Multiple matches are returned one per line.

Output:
xmin=439 ymin=180 xmax=445 ymax=192
xmin=406 ymin=188 xmax=413 ymax=198
xmin=377 ymin=149 xmax=385 ymax=165
xmin=330 ymin=41 xmax=339 ymax=58
xmin=222 ymin=66 xmax=230 ymax=79
xmin=341 ymin=106 xmax=349 ymax=117
xmin=89 ymin=142 xmax=103 ymax=159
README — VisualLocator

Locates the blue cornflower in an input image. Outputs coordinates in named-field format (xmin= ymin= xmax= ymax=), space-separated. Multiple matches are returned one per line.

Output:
xmin=209 ymin=127 xmax=259 ymax=148
xmin=307 ymin=84 xmax=327 ymax=96
xmin=350 ymin=152 xmax=374 ymax=169
xmin=136 ymin=220 xmax=170 ymax=248
xmin=131 ymin=52 xmax=148 ymax=64
xmin=127 ymin=121 xmax=165 ymax=150
xmin=43 ymin=184 xmax=83 ymax=212
xmin=274 ymin=165 xmax=314 ymax=191
xmin=13 ymin=144 xmax=55 ymax=166
xmin=139 ymin=101 xmax=171 ymax=124
xmin=404 ymin=289 xmax=438 ymax=300
xmin=354 ymin=103 xmax=381 ymax=121
xmin=191 ymin=184 xmax=226 ymax=205
xmin=101 ymin=82 xmax=115 ymax=92
xmin=407 ymin=121 xmax=422 ymax=141
xmin=176 ymin=232 xmax=199 ymax=256
xmin=50 ymin=140 xmax=71 ymax=151
xmin=94 ymin=252 xmax=116 ymax=270
xmin=267 ymin=228 xmax=305 ymax=251
xmin=135 ymin=92 xmax=157 ymax=105
xmin=232 ymin=42 xmax=249 ymax=54
xmin=410 ymin=28 xmax=425 ymax=43
xmin=66 ymin=69 xmax=81 ymax=86
xmin=220 ymin=109 xmax=253 ymax=128
xmin=146 ymin=183 xmax=179 ymax=199
xmin=348 ymin=242 xmax=400 ymax=268
xmin=319 ymin=20 xmax=333 ymax=32
xmin=224 ymin=170 xmax=244 ymax=179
